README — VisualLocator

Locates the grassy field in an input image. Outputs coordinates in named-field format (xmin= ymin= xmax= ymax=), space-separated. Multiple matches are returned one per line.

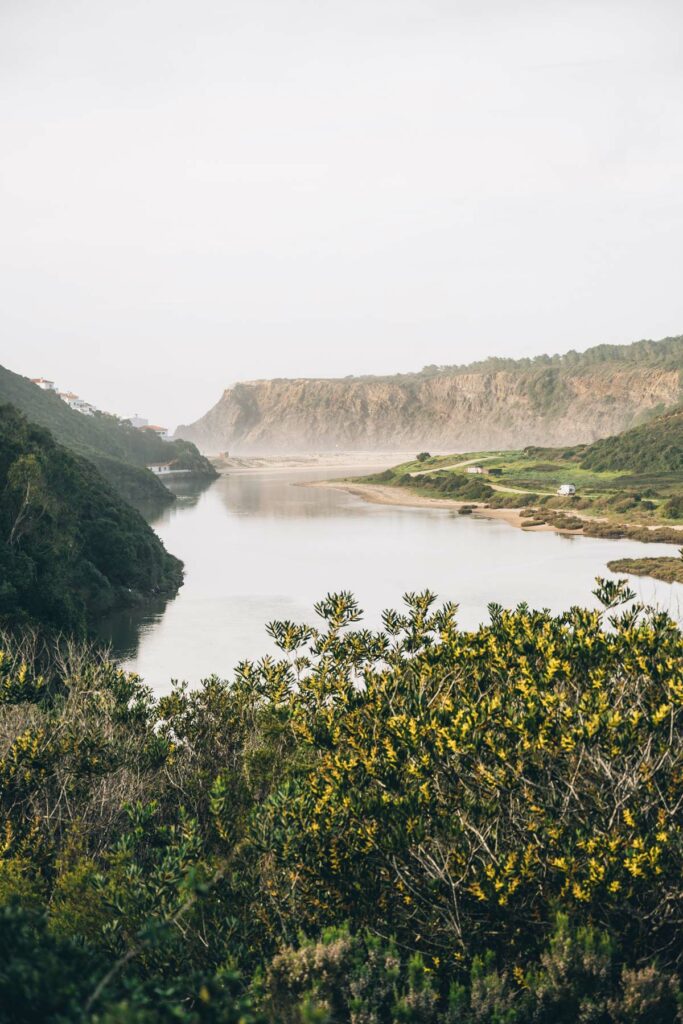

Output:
xmin=370 ymin=447 xmax=683 ymax=526
xmin=353 ymin=446 xmax=683 ymax=584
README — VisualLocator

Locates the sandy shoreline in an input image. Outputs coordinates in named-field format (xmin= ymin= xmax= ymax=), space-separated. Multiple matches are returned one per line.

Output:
xmin=307 ymin=480 xmax=537 ymax=531
xmin=309 ymin=481 xmax=683 ymax=543
xmin=211 ymin=453 xmax=413 ymax=475
xmin=216 ymin=459 xmax=683 ymax=542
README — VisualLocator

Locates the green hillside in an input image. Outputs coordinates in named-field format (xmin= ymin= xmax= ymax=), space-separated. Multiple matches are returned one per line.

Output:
xmin=352 ymin=404 xmax=683 ymax=582
xmin=0 ymin=405 xmax=183 ymax=632
xmin=579 ymin=405 xmax=683 ymax=473
xmin=0 ymin=365 xmax=216 ymax=508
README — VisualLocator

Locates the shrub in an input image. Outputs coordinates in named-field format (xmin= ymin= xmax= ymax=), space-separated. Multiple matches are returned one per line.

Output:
xmin=0 ymin=588 xmax=681 ymax=1020
xmin=661 ymin=496 xmax=683 ymax=520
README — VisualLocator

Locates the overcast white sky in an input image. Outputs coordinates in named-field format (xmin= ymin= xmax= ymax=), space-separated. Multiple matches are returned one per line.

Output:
xmin=1 ymin=0 xmax=682 ymax=428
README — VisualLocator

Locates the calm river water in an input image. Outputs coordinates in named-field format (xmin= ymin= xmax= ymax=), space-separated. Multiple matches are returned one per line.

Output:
xmin=98 ymin=467 xmax=682 ymax=692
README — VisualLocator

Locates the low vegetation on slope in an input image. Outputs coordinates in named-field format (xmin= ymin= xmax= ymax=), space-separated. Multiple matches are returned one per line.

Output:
xmin=0 ymin=405 xmax=183 ymax=632
xmin=0 ymin=364 xmax=216 ymax=509
xmin=419 ymin=332 xmax=683 ymax=378
xmin=357 ymin=412 xmax=683 ymax=583
xmin=0 ymin=583 xmax=681 ymax=1021
xmin=580 ymin=405 xmax=683 ymax=473
xmin=367 ymin=455 xmax=682 ymax=528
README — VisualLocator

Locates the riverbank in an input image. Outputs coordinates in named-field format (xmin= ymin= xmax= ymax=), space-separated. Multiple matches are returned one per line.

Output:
xmin=607 ymin=556 xmax=683 ymax=585
xmin=308 ymin=480 xmax=549 ymax=532
xmin=308 ymin=479 xmax=683 ymax=544
xmin=210 ymin=452 xmax=413 ymax=474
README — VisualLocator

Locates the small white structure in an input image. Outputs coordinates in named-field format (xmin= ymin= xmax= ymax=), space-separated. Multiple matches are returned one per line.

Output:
xmin=142 ymin=425 xmax=172 ymax=442
xmin=466 ymin=465 xmax=484 ymax=475
xmin=147 ymin=463 xmax=191 ymax=477
xmin=128 ymin=414 xmax=149 ymax=429
xmin=31 ymin=378 xmax=56 ymax=391
xmin=557 ymin=483 xmax=576 ymax=496
xmin=59 ymin=392 xmax=94 ymax=415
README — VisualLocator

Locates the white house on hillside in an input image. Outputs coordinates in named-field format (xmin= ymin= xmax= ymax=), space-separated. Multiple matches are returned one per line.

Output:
xmin=466 ymin=465 xmax=484 ymax=475
xmin=557 ymin=483 xmax=576 ymax=496
xmin=142 ymin=425 xmax=172 ymax=441
xmin=31 ymin=378 xmax=56 ymax=391
xmin=59 ymin=391 xmax=95 ymax=415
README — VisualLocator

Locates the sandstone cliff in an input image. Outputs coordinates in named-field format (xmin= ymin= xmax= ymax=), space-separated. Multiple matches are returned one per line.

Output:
xmin=176 ymin=337 xmax=683 ymax=454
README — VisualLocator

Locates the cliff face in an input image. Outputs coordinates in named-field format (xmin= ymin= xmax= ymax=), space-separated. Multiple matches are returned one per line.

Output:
xmin=176 ymin=340 xmax=683 ymax=454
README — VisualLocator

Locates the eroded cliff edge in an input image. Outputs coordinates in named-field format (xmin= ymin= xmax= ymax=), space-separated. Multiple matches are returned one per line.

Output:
xmin=176 ymin=336 xmax=683 ymax=454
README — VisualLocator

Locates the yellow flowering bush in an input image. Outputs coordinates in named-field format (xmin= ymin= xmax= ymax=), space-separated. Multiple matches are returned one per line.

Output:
xmin=0 ymin=582 xmax=681 ymax=1020
xmin=254 ymin=584 xmax=683 ymax=969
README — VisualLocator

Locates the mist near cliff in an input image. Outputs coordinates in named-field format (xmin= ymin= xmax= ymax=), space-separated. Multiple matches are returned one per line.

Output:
xmin=175 ymin=339 xmax=683 ymax=454
xmin=2 ymin=0 xmax=683 ymax=427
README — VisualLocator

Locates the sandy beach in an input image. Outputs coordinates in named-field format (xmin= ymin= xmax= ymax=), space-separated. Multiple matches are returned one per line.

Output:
xmin=309 ymin=480 xmax=683 ymax=542
xmin=307 ymin=480 xmax=537 ymax=531
xmin=211 ymin=452 xmax=415 ymax=475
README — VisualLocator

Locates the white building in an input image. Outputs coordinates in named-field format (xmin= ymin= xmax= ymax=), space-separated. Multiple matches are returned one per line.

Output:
xmin=59 ymin=391 xmax=94 ymax=415
xmin=142 ymin=425 xmax=172 ymax=442
xmin=466 ymin=465 xmax=484 ymax=475
xmin=147 ymin=463 xmax=191 ymax=476
xmin=557 ymin=483 xmax=576 ymax=496
xmin=31 ymin=377 xmax=56 ymax=391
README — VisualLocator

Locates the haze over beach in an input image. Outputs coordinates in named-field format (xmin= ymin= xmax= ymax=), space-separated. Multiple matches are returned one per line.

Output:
xmin=2 ymin=0 xmax=683 ymax=427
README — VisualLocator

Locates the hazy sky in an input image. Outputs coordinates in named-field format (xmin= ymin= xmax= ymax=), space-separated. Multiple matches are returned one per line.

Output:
xmin=1 ymin=0 xmax=682 ymax=428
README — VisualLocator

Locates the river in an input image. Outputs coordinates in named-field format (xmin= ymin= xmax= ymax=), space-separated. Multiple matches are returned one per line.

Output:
xmin=97 ymin=466 xmax=682 ymax=692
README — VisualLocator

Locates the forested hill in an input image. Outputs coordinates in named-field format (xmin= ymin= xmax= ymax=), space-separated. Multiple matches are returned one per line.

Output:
xmin=580 ymin=405 xmax=683 ymax=473
xmin=177 ymin=334 xmax=683 ymax=454
xmin=0 ymin=364 xmax=217 ymax=508
xmin=0 ymin=405 xmax=183 ymax=632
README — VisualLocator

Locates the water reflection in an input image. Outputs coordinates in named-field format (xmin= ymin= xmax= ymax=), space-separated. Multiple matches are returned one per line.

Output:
xmin=215 ymin=470 xmax=364 ymax=519
xmin=98 ymin=467 xmax=682 ymax=692
xmin=143 ymin=476 xmax=215 ymax=527
xmin=94 ymin=477 xmax=216 ymax=660
xmin=95 ymin=596 xmax=174 ymax=663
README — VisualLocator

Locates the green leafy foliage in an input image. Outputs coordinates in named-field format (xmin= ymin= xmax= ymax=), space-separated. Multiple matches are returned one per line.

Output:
xmin=360 ymin=403 xmax=683 ymax=550
xmin=0 ymin=585 xmax=682 ymax=1020
xmin=414 ymin=335 xmax=683 ymax=381
xmin=0 ymin=405 xmax=183 ymax=631
xmin=0 ymin=364 xmax=216 ymax=509
xmin=400 ymin=472 xmax=495 ymax=501
xmin=580 ymin=406 xmax=683 ymax=473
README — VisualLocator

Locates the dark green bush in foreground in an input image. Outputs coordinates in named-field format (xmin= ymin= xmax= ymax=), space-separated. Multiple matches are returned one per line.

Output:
xmin=0 ymin=580 xmax=681 ymax=1021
